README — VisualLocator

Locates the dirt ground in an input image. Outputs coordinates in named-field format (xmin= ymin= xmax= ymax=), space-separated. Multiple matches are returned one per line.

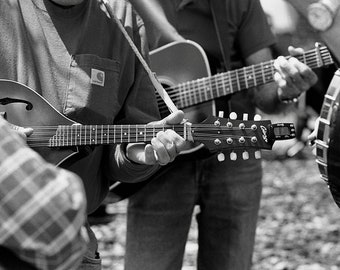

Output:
xmin=91 ymin=146 xmax=340 ymax=270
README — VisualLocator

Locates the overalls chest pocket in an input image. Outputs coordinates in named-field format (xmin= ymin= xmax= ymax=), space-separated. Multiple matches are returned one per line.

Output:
xmin=64 ymin=54 xmax=121 ymax=124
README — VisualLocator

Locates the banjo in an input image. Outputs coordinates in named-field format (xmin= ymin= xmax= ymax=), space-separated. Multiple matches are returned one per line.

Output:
xmin=315 ymin=68 xmax=340 ymax=208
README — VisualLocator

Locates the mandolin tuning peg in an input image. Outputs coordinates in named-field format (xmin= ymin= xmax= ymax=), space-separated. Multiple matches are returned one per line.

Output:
xmin=217 ymin=152 xmax=225 ymax=162
xmin=255 ymin=150 xmax=261 ymax=159
xmin=254 ymin=114 xmax=262 ymax=121
xmin=229 ymin=112 xmax=237 ymax=120
xmin=243 ymin=113 xmax=248 ymax=121
xmin=230 ymin=151 xmax=237 ymax=161
xmin=242 ymin=151 xmax=249 ymax=160
xmin=218 ymin=111 xmax=224 ymax=118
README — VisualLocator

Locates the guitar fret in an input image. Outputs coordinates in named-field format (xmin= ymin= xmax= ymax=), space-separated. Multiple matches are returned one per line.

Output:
xmin=243 ymin=67 xmax=249 ymax=89
xmin=198 ymin=78 xmax=204 ymax=103
xmin=251 ymin=65 xmax=257 ymax=87
xmin=260 ymin=62 xmax=266 ymax=84
xmin=179 ymin=84 xmax=185 ymax=108
xmin=315 ymin=48 xmax=321 ymax=67
xmin=89 ymin=125 xmax=92 ymax=145
xmin=235 ymin=70 xmax=241 ymax=91
xmin=227 ymin=72 xmax=233 ymax=94
xmin=107 ymin=125 xmax=110 ymax=144
xmin=182 ymin=83 xmax=188 ymax=107
xmin=194 ymin=80 xmax=201 ymax=104
xmin=95 ymin=125 xmax=98 ymax=144
xmin=212 ymin=74 xmax=219 ymax=98
xmin=100 ymin=125 xmax=103 ymax=145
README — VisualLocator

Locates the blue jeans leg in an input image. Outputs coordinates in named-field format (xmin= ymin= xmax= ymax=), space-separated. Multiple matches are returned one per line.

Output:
xmin=125 ymin=160 xmax=197 ymax=270
xmin=196 ymin=157 xmax=262 ymax=270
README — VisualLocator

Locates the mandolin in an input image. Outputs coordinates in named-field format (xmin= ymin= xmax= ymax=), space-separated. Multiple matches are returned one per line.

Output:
xmin=0 ymin=79 xmax=296 ymax=202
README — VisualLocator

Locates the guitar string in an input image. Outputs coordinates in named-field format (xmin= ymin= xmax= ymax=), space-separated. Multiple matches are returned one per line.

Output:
xmin=160 ymin=54 xmax=331 ymax=105
xmin=162 ymin=49 xmax=331 ymax=100
xmin=156 ymin=50 xmax=333 ymax=113
xmin=158 ymin=56 xmax=332 ymax=113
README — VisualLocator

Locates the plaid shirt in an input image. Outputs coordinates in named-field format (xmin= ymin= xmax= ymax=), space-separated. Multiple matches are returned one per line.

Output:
xmin=0 ymin=118 xmax=88 ymax=270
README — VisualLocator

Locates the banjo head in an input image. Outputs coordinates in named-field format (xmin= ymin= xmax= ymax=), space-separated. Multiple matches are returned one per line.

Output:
xmin=316 ymin=69 xmax=340 ymax=207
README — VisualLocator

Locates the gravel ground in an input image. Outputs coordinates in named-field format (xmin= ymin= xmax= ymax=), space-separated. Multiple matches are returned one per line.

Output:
xmin=92 ymin=148 xmax=340 ymax=270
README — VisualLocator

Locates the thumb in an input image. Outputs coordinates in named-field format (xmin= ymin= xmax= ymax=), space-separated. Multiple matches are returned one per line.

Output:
xmin=157 ymin=110 xmax=185 ymax=125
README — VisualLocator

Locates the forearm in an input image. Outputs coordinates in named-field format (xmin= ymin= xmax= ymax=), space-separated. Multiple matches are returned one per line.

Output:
xmin=0 ymin=119 xmax=88 ymax=269
xmin=130 ymin=0 xmax=184 ymax=48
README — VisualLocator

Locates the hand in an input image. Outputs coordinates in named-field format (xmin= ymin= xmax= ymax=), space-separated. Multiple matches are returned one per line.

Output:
xmin=126 ymin=110 xmax=191 ymax=166
xmin=307 ymin=117 xmax=319 ymax=156
xmin=11 ymin=125 xmax=33 ymax=141
xmin=274 ymin=46 xmax=318 ymax=102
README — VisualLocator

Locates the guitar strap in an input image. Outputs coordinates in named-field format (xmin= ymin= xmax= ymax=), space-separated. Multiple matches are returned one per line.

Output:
xmin=209 ymin=0 xmax=232 ymax=113
xmin=209 ymin=0 xmax=231 ymax=71
xmin=101 ymin=0 xmax=179 ymax=115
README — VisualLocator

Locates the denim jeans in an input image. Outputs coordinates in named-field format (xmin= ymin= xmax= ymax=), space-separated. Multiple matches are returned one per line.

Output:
xmin=125 ymin=153 xmax=262 ymax=270
xmin=78 ymin=221 xmax=102 ymax=270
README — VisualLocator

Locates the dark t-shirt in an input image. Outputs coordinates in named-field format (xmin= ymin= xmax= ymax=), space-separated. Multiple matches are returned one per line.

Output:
xmin=156 ymin=0 xmax=276 ymax=114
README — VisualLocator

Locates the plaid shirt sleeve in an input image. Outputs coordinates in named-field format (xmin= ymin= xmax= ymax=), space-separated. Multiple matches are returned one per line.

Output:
xmin=0 ymin=118 xmax=88 ymax=270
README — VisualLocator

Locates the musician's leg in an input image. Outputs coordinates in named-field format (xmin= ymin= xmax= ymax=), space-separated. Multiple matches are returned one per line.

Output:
xmin=125 ymin=159 xmax=197 ymax=270
xmin=196 ymin=157 xmax=262 ymax=270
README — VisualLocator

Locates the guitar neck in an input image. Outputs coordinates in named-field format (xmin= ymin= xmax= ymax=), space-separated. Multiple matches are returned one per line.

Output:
xmin=27 ymin=124 xmax=190 ymax=147
xmin=159 ymin=45 xmax=334 ymax=114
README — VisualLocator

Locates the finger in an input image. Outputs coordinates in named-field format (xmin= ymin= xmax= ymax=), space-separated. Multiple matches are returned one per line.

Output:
xmin=287 ymin=57 xmax=315 ymax=91
xmin=156 ymin=130 xmax=179 ymax=161
xmin=288 ymin=46 xmax=304 ymax=56
xmin=144 ymin=144 xmax=158 ymax=165
xmin=150 ymin=137 xmax=171 ymax=165
xmin=275 ymin=56 xmax=307 ymax=91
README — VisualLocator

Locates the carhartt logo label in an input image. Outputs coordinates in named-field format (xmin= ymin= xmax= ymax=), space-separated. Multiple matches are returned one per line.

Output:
xmin=91 ymin=69 xmax=105 ymax=87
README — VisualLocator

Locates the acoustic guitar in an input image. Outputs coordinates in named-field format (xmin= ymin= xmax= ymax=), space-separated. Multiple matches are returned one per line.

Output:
xmin=150 ymin=40 xmax=335 ymax=123
xmin=315 ymin=69 xmax=340 ymax=208
xmin=0 ymin=79 xmax=295 ymax=202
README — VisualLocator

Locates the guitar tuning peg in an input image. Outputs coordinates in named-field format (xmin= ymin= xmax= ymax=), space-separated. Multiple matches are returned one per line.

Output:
xmin=217 ymin=152 xmax=225 ymax=162
xmin=243 ymin=113 xmax=248 ymax=121
xmin=254 ymin=114 xmax=262 ymax=121
xmin=255 ymin=150 xmax=261 ymax=159
xmin=218 ymin=111 xmax=224 ymax=118
xmin=230 ymin=151 xmax=237 ymax=161
xmin=229 ymin=112 xmax=237 ymax=120
xmin=242 ymin=151 xmax=249 ymax=160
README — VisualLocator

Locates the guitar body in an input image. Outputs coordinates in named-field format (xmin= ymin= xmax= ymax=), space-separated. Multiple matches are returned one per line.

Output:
xmin=316 ymin=69 xmax=340 ymax=207
xmin=150 ymin=40 xmax=215 ymax=123
xmin=0 ymin=79 xmax=79 ymax=167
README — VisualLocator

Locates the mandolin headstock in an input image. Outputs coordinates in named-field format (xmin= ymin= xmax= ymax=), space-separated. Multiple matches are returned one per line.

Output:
xmin=190 ymin=112 xmax=296 ymax=161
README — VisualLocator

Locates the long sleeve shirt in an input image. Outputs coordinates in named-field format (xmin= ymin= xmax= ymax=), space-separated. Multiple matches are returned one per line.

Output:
xmin=0 ymin=118 xmax=88 ymax=270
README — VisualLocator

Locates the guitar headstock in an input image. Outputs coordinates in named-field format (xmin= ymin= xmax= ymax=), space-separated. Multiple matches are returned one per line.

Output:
xmin=190 ymin=112 xmax=295 ymax=160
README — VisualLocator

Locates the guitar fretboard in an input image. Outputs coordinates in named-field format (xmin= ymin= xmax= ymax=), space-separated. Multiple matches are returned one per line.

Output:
xmin=157 ymin=45 xmax=334 ymax=114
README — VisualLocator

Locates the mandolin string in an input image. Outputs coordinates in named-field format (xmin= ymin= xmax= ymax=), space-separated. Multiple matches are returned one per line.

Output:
xmin=26 ymin=125 xmax=257 ymax=147
xmin=156 ymin=48 xmax=332 ymax=113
